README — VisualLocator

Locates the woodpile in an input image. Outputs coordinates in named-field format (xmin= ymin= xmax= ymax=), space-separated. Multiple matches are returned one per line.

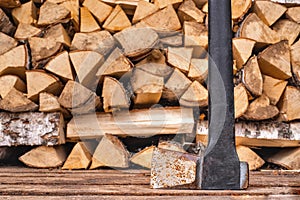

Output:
xmin=0 ymin=0 xmax=299 ymax=172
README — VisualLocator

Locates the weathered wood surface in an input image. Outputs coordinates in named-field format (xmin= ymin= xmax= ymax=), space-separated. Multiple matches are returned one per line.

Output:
xmin=0 ymin=167 xmax=298 ymax=199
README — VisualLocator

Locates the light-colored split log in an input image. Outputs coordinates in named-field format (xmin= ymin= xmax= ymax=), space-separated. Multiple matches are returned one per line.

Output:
xmin=236 ymin=146 xmax=265 ymax=171
xmin=232 ymin=38 xmax=255 ymax=70
xmin=130 ymin=146 xmax=155 ymax=169
xmin=0 ymin=8 xmax=16 ymax=35
xmin=278 ymin=86 xmax=300 ymax=122
xmin=103 ymin=5 xmax=131 ymax=33
xmin=160 ymin=34 xmax=183 ymax=47
xmin=263 ymin=75 xmax=287 ymax=105
xmin=179 ymin=80 xmax=208 ymax=107
xmin=243 ymin=56 xmax=263 ymax=97
xmin=234 ymin=84 xmax=249 ymax=119
xmin=60 ymin=0 xmax=80 ymax=31
xmin=178 ymin=0 xmax=205 ymax=23
xmin=11 ymin=1 xmax=37 ymax=25
xmin=82 ymin=0 xmax=113 ymax=23
xmin=158 ymin=141 xmax=186 ymax=153
xmin=39 ymin=92 xmax=62 ymax=112
xmin=14 ymin=23 xmax=41 ymax=40
xmin=0 ymin=32 xmax=17 ymax=55
xmin=267 ymin=147 xmax=300 ymax=170
xmin=273 ymin=19 xmax=300 ymax=46
xmin=132 ymin=0 xmax=159 ymax=24
xmin=291 ymin=40 xmax=300 ymax=84
xmin=153 ymin=0 xmax=182 ymax=9
xmin=44 ymin=24 xmax=71 ymax=47
xmin=37 ymin=1 xmax=70 ymax=26
xmin=0 ymin=75 xmax=26 ymax=98
xmin=286 ymin=6 xmax=300 ymax=23
xmin=167 ymin=47 xmax=193 ymax=73
xmin=231 ymin=0 xmax=252 ymax=22
xmin=80 ymin=7 xmax=101 ymax=33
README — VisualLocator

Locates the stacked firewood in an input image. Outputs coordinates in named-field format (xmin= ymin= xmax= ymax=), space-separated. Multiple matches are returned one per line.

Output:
xmin=0 ymin=0 xmax=299 ymax=171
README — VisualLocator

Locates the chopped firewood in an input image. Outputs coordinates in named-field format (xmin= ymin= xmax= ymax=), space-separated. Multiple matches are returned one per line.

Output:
xmin=178 ymin=0 xmax=205 ymax=23
xmin=167 ymin=47 xmax=193 ymax=73
xmin=271 ymin=0 xmax=300 ymax=4
xmin=142 ymin=5 xmax=181 ymax=32
xmin=131 ymin=69 xmax=163 ymax=105
xmin=80 ymin=7 xmax=101 ymax=33
xmin=0 ymin=8 xmax=16 ymax=36
xmin=11 ymin=1 xmax=37 ymax=25
xmin=29 ymin=37 xmax=62 ymax=64
xmin=132 ymin=0 xmax=159 ymax=24
xmin=239 ymin=13 xmax=280 ymax=47
xmin=243 ymin=94 xmax=279 ymax=121
xmin=183 ymin=21 xmax=208 ymax=58
xmin=37 ymin=1 xmax=70 ymax=26
xmin=44 ymin=24 xmax=71 ymax=47
xmin=278 ymin=86 xmax=300 ymax=122
xmin=103 ymin=5 xmax=131 ymax=33
xmin=39 ymin=92 xmax=63 ymax=113
xmin=158 ymin=141 xmax=186 ymax=153
xmin=179 ymin=80 xmax=208 ymax=107
xmin=253 ymin=0 xmax=287 ymax=26
xmin=90 ymin=134 xmax=130 ymax=169
xmin=61 ymin=0 xmax=80 ymax=31
xmin=197 ymin=120 xmax=300 ymax=147
xmin=82 ymin=0 xmax=113 ymax=23
xmin=0 ymin=0 xmax=21 ymax=8
xmin=14 ymin=23 xmax=41 ymax=40
xmin=201 ymin=2 xmax=208 ymax=13
xmin=234 ymin=84 xmax=249 ymax=119
xmin=62 ymin=142 xmax=94 ymax=170
xmin=45 ymin=51 xmax=74 ymax=82
xmin=163 ymin=69 xmax=192 ymax=101
xmin=69 ymin=51 xmax=104 ymax=89
xmin=231 ymin=0 xmax=252 ymax=22
xmin=0 ymin=75 xmax=26 ymax=98
xmin=232 ymin=38 xmax=255 ymax=70
xmin=236 ymin=146 xmax=265 ymax=171
xmin=193 ymin=0 xmax=207 ymax=8
xmin=102 ymin=76 xmax=130 ymax=112
xmin=286 ymin=6 xmax=300 ymax=23
xmin=97 ymin=48 xmax=131 ymax=79
xmin=130 ymin=146 xmax=155 ymax=169
xmin=0 ymin=32 xmax=17 ymax=55
xmin=153 ymin=0 xmax=182 ymax=9
xmin=0 ymin=112 xmax=65 ymax=146
xmin=0 ymin=45 xmax=27 ymax=79
xmin=19 ymin=146 xmax=67 ymax=168
xmin=267 ymin=147 xmax=300 ymax=170
xmin=135 ymin=49 xmax=172 ymax=78
xmin=263 ymin=75 xmax=287 ymax=105
xmin=291 ymin=40 xmax=300 ymax=83
xmin=26 ymin=70 xmax=63 ymax=102
xmin=188 ymin=58 xmax=208 ymax=83
xmin=67 ymin=107 xmax=194 ymax=140
xmin=160 ymin=34 xmax=183 ymax=47
xmin=71 ymin=31 xmax=115 ymax=56
xmin=258 ymin=40 xmax=291 ymax=80
xmin=243 ymin=56 xmax=263 ymax=97
xmin=0 ymin=88 xmax=38 ymax=112
xmin=273 ymin=19 xmax=300 ymax=46
xmin=114 ymin=27 xmax=159 ymax=58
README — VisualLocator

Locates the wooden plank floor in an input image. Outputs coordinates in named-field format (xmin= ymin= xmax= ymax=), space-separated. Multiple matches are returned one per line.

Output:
xmin=0 ymin=167 xmax=299 ymax=199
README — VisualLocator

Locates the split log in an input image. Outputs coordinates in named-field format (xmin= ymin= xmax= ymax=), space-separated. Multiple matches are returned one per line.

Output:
xmin=14 ymin=23 xmax=42 ymax=40
xmin=37 ymin=1 xmax=70 ymax=26
xmin=231 ymin=0 xmax=252 ymax=22
xmin=39 ymin=92 xmax=69 ymax=115
xmin=80 ymin=7 xmax=101 ymax=33
xmin=69 ymin=50 xmax=104 ymax=89
xmin=26 ymin=70 xmax=63 ymax=102
xmin=19 ymin=146 xmax=67 ymax=168
xmin=178 ymin=0 xmax=205 ymax=23
xmin=0 ymin=45 xmax=27 ymax=79
xmin=286 ymin=6 xmax=300 ymax=23
xmin=90 ymin=134 xmax=130 ymax=169
xmin=131 ymin=69 xmax=164 ymax=105
xmin=114 ymin=27 xmax=159 ymax=58
xmin=239 ymin=13 xmax=280 ymax=47
xmin=0 ymin=32 xmax=17 ymax=55
xmin=158 ymin=141 xmax=186 ymax=153
xmin=67 ymin=107 xmax=194 ymax=140
xmin=71 ymin=31 xmax=115 ymax=56
xmin=253 ymin=0 xmax=287 ymax=26
xmin=130 ymin=146 xmax=155 ymax=169
xmin=243 ymin=56 xmax=263 ymax=97
xmin=232 ymin=38 xmax=255 ymax=70
xmin=0 ymin=88 xmax=38 ymax=112
xmin=291 ymin=40 xmax=300 ymax=83
xmin=11 ymin=1 xmax=37 ymax=25
xmin=167 ymin=47 xmax=193 ymax=73
xmin=179 ymin=80 xmax=208 ymax=107
xmin=45 ymin=51 xmax=74 ymax=82
xmin=61 ymin=0 xmax=80 ymax=31
xmin=0 ymin=75 xmax=26 ymax=98
xmin=271 ymin=0 xmax=300 ymax=4
xmin=278 ymin=86 xmax=300 ymax=122
xmin=187 ymin=59 xmax=208 ymax=83
xmin=62 ymin=142 xmax=94 ymax=170
xmin=263 ymin=75 xmax=287 ymax=105
xmin=162 ymin=68 xmax=192 ymax=101
xmin=102 ymin=76 xmax=130 ymax=112
xmin=0 ymin=112 xmax=65 ymax=146
xmin=234 ymin=84 xmax=249 ymax=119
xmin=0 ymin=0 xmax=21 ymax=8
xmin=153 ymin=0 xmax=182 ymax=9
xmin=103 ymin=5 xmax=131 ymax=33
xmin=0 ymin=8 xmax=16 ymax=35
xmin=44 ymin=24 xmax=71 ymax=47
xmin=193 ymin=0 xmax=207 ymax=8
xmin=236 ymin=146 xmax=265 ymax=171
xmin=257 ymin=40 xmax=291 ymax=80
xmin=243 ymin=94 xmax=279 ymax=121
xmin=160 ymin=34 xmax=183 ymax=47
xmin=201 ymin=2 xmax=208 ymax=13
xmin=267 ymin=147 xmax=300 ymax=170
xmin=196 ymin=120 xmax=300 ymax=147
xmin=273 ymin=19 xmax=300 ymax=45
xmin=82 ymin=0 xmax=113 ymax=23
xmin=132 ymin=1 xmax=159 ymax=24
